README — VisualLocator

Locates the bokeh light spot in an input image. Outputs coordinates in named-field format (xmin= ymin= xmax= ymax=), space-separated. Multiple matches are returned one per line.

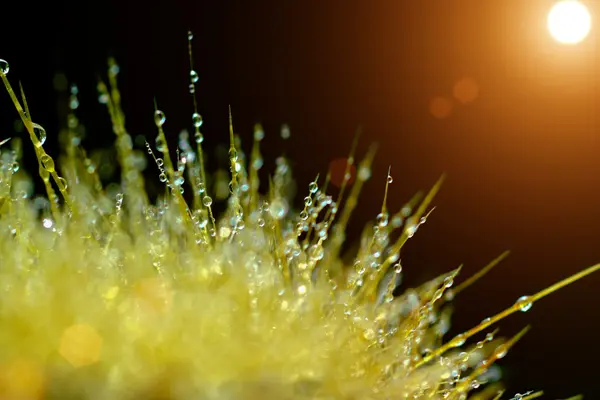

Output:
xmin=329 ymin=158 xmax=356 ymax=188
xmin=429 ymin=96 xmax=453 ymax=119
xmin=0 ymin=359 xmax=45 ymax=399
xmin=453 ymin=77 xmax=480 ymax=104
xmin=59 ymin=324 xmax=103 ymax=368
xmin=135 ymin=277 xmax=172 ymax=313
xmin=548 ymin=0 xmax=592 ymax=44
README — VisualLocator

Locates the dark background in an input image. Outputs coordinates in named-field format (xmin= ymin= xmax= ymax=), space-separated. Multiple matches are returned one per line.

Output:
xmin=2 ymin=0 xmax=599 ymax=397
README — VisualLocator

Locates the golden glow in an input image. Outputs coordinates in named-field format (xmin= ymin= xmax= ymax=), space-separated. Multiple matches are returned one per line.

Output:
xmin=59 ymin=324 xmax=103 ymax=368
xmin=548 ymin=1 xmax=592 ymax=44
xmin=0 ymin=359 xmax=45 ymax=398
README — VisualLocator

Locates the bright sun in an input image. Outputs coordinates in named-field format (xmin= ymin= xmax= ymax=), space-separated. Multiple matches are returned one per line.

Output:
xmin=548 ymin=1 xmax=592 ymax=44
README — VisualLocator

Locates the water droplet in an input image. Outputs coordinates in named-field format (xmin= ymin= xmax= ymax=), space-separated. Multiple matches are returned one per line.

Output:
xmin=299 ymin=210 xmax=308 ymax=220
xmin=387 ymin=252 xmax=400 ymax=264
xmin=195 ymin=132 xmax=204 ymax=144
xmin=109 ymin=63 xmax=120 ymax=77
xmin=156 ymin=158 xmax=164 ymax=167
xmin=515 ymin=295 xmax=532 ymax=312
xmin=190 ymin=70 xmax=199 ymax=83
xmin=280 ymin=124 xmax=291 ymax=139
xmin=450 ymin=333 xmax=466 ymax=347
xmin=189 ymin=84 xmax=195 ymax=94
xmin=85 ymin=160 xmax=97 ymax=174
xmin=252 ymin=157 xmax=263 ymax=170
xmin=154 ymin=110 xmax=166 ymax=127
xmin=494 ymin=344 xmax=508 ymax=359
xmin=236 ymin=219 xmax=245 ymax=230
xmin=40 ymin=154 xmax=55 ymax=171
xmin=376 ymin=212 xmax=389 ymax=227
xmin=0 ymin=59 xmax=9 ymax=74
xmin=297 ymin=285 xmax=307 ymax=295
xmin=443 ymin=277 xmax=454 ymax=288
xmin=57 ymin=177 xmax=68 ymax=190
xmin=269 ymin=198 xmax=288 ymax=220
xmin=304 ymin=196 xmax=313 ymax=206
xmin=391 ymin=215 xmax=403 ymax=228
xmin=42 ymin=218 xmax=53 ymax=229
xmin=309 ymin=244 xmax=324 ymax=261
xmin=98 ymin=93 xmax=109 ymax=104
xmin=32 ymin=123 xmax=47 ymax=147
xmin=159 ymin=173 xmax=167 ymax=183
xmin=254 ymin=124 xmax=265 ymax=141
xmin=155 ymin=135 xmax=166 ymax=152
xmin=38 ymin=166 xmax=50 ymax=180
xmin=308 ymin=182 xmax=318 ymax=193
xmin=358 ymin=166 xmax=371 ymax=181
xmin=202 ymin=196 xmax=213 ymax=207
xmin=192 ymin=113 xmax=203 ymax=128
xmin=187 ymin=31 xmax=194 ymax=40
xmin=174 ymin=176 xmax=185 ymax=186
xmin=387 ymin=175 xmax=394 ymax=184
xmin=405 ymin=221 xmax=418 ymax=238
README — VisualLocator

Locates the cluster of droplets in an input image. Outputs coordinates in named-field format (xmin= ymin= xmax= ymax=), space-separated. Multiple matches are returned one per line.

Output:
xmin=154 ymin=110 xmax=168 ymax=153
xmin=509 ymin=391 xmax=536 ymax=400
xmin=433 ymin=330 xmax=500 ymax=398
xmin=0 ymin=139 xmax=19 ymax=175
xmin=172 ymin=149 xmax=187 ymax=193
xmin=188 ymin=31 xmax=205 ymax=146
xmin=1 ymin=39 xmax=597 ymax=400
xmin=0 ymin=137 xmax=21 ymax=215
xmin=146 ymin=140 xmax=169 ymax=185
